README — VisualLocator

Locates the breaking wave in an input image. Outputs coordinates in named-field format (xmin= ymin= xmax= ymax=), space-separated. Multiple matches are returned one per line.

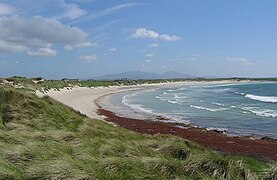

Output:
xmin=241 ymin=107 xmax=277 ymax=118
xmin=245 ymin=94 xmax=277 ymax=103
xmin=190 ymin=105 xmax=228 ymax=112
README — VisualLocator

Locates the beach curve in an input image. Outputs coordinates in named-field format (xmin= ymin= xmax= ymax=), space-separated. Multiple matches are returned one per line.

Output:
xmin=40 ymin=80 xmax=277 ymax=161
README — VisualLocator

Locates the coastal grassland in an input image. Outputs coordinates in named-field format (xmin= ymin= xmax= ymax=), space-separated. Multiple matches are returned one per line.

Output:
xmin=2 ymin=76 xmax=119 ymax=92
xmin=3 ymin=76 xmax=277 ymax=94
xmin=0 ymin=84 xmax=276 ymax=179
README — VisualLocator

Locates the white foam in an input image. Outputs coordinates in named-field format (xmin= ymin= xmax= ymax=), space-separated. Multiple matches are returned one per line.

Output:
xmin=190 ymin=105 xmax=228 ymax=112
xmin=223 ymin=88 xmax=235 ymax=92
xmin=122 ymin=88 xmax=158 ymax=102
xmin=235 ymin=92 xmax=246 ymax=95
xmin=167 ymin=89 xmax=179 ymax=92
xmin=130 ymin=104 xmax=154 ymax=114
xmin=168 ymin=100 xmax=179 ymax=104
xmin=201 ymin=83 xmax=238 ymax=88
xmin=241 ymin=107 xmax=277 ymax=118
xmin=206 ymin=127 xmax=228 ymax=133
xmin=156 ymin=92 xmax=186 ymax=105
xmin=122 ymin=89 xmax=156 ymax=111
xmin=122 ymin=95 xmax=155 ymax=115
xmin=122 ymin=93 xmax=135 ymax=105
xmin=156 ymin=95 xmax=173 ymax=101
xmin=176 ymin=87 xmax=187 ymax=91
xmin=173 ymin=93 xmax=187 ymax=99
xmin=212 ymin=102 xmax=226 ymax=107
xmin=162 ymin=114 xmax=191 ymax=125
xmin=163 ymin=98 xmax=183 ymax=105
xmin=245 ymin=94 xmax=277 ymax=103
xmin=122 ymin=92 xmax=191 ymax=124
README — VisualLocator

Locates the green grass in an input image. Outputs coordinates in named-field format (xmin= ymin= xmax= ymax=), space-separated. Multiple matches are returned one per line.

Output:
xmin=0 ymin=84 xmax=276 ymax=179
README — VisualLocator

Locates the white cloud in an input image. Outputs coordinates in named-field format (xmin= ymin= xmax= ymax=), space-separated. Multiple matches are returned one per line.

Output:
xmin=10 ymin=0 xmax=86 ymax=21
xmin=149 ymin=43 xmax=158 ymax=48
xmin=189 ymin=57 xmax=197 ymax=61
xmin=91 ymin=19 xmax=121 ymax=32
xmin=133 ymin=28 xmax=159 ymax=39
xmin=145 ymin=52 xmax=154 ymax=57
xmin=71 ymin=3 xmax=141 ymax=24
xmin=133 ymin=28 xmax=182 ymax=42
xmin=108 ymin=48 xmax=117 ymax=52
xmin=0 ymin=41 xmax=27 ymax=53
xmin=159 ymin=34 xmax=182 ymax=41
xmin=0 ymin=15 xmax=89 ymax=56
xmin=64 ymin=45 xmax=74 ymax=51
xmin=79 ymin=54 xmax=98 ymax=62
xmin=0 ymin=3 xmax=15 ymax=15
xmin=75 ymin=42 xmax=97 ymax=48
xmin=227 ymin=57 xmax=247 ymax=63
xmin=27 ymin=48 xmax=57 ymax=57
xmin=146 ymin=59 xmax=151 ymax=63
xmin=64 ymin=42 xmax=97 ymax=51
xmin=227 ymin=57 xmax=252 ymax=65
xmin=58 ymin=1 xmax=86 ymax=20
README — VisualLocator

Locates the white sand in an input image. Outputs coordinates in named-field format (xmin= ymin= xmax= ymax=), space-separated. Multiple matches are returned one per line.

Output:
xmin=38 ymin=80 xmax=244 ymax=120
xmin=40 ymin=86 xmax=141 ymax=119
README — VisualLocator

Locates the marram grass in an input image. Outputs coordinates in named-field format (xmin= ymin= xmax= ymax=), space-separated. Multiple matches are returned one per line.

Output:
xmin=0 ymin=84 xmax=276 ymax=179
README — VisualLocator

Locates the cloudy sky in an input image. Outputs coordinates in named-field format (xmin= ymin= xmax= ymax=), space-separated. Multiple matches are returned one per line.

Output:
xmin=0 ymin=0 xmax=277 ymax=79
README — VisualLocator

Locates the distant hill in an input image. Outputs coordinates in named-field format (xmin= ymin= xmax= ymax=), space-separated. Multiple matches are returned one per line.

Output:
xmin=92 ymin=71 xmax=197 ymax=80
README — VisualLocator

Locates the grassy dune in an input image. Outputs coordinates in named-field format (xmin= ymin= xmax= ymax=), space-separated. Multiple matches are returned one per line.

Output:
xmin=0 ymin=84 xmax=276 ymax=179
xmin=3 ymin=76 xmax=277 ymax=94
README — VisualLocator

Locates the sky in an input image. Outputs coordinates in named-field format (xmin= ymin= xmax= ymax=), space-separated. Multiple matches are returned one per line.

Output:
xmin=0 ymin=0 xmax=277 ymax=79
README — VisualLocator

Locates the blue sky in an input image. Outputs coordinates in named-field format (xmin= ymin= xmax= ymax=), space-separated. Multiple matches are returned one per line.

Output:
xmin=0 ymin=0 xmax=277 ymax=79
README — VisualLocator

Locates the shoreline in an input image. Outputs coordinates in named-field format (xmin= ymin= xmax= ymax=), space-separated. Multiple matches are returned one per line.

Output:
xmin=97 ymin=108 xmax=277 ymax=161
xmin=44 ymin=80 xmax=240 ymax=120
xmin=95 ymin=80 xmax=255 ymax=121
xmin=42 ymin=80 xmax=277 ymax=161
xmin=96 ymin=81 xmax=277 ymax=139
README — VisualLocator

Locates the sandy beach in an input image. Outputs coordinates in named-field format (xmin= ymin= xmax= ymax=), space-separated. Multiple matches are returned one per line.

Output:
xmin=40 ymin=80 xmax=277 ymax=161
xmin=42 ymin=80 xmax=239 ymax=120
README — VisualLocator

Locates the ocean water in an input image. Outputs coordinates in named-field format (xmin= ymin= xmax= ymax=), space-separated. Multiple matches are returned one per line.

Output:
xmin=121 ymin=82 xmax=277 ymax=138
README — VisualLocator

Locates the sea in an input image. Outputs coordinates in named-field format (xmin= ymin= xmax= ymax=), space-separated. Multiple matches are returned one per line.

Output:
xmin=114 ymin=82 xmax=277 ymax=139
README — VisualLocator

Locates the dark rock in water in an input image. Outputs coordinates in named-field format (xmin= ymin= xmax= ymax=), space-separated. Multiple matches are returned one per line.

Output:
xmin=213 ymin=129 xmax=227 ymax=134
xmin=206 ymin=127 xmax=227 ymax=134
xmin=156 ymin=116 xmax=170 ymax=121
xmin=261 ymin=136 xmax=276 ymax=142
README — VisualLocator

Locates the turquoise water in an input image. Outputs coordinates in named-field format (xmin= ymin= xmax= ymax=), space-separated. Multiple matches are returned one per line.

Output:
xmin=122 ymin=82 xmax=277 ymax=138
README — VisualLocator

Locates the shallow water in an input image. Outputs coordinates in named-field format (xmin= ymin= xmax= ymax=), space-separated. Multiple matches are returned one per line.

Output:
xmin=120 ymin=82 xmax=277 ymax=138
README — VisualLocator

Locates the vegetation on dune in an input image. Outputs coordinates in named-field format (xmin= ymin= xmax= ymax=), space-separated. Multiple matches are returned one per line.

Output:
xmin=0 ymin=84 xmax=276 ymax=179
xmin=1 ymin=76 xmax=277 ymax=94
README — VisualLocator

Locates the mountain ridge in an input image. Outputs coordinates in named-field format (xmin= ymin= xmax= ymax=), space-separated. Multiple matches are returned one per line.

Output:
xmin=91 ymin=71 xmax=197 ymax=80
